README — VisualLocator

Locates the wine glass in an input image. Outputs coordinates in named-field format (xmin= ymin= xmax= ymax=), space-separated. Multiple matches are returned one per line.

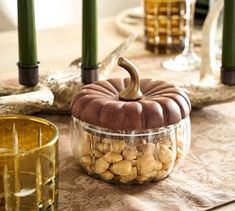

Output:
xmin=162 ymin=0 xmax=201 ymax=72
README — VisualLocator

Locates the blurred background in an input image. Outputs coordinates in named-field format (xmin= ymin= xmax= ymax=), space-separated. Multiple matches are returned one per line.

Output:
xmin=0 ymin=0 xmax=211 ymax=32
xmin=0 ymin=0 xmax=141 ymax=31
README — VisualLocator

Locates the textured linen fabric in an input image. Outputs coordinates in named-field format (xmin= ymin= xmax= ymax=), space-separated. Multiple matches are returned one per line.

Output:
xmin=41 ymin=101 xmax=235 ymax=211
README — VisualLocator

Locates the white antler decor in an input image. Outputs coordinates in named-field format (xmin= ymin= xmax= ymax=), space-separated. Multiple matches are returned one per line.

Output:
xmin=0 ymin=84 xmax=54 ymax=114
xmin=199 ymin=0 xmax=223 ymax=83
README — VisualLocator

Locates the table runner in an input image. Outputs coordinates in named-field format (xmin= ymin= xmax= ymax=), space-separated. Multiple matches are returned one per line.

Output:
xmin=42 ymin=100 xmax=235 ymax=211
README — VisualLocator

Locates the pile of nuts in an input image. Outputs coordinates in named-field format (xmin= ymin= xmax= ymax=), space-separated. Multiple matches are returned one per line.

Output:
xmin=76 ymin=128 xmax=186 ymax=184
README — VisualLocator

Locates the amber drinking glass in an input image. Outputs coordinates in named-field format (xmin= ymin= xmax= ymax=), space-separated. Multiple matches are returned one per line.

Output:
xmin=0 ymin=115 xmax=59 ymax=210
xmin=144 ymin=0 xmax=188 ymax=54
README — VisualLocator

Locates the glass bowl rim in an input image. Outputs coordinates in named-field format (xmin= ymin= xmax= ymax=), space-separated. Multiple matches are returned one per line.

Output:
xmin=0 ymin=115 xmax=59 ymax=157
xmin=72 ymin=116 xmax=190 ymax=137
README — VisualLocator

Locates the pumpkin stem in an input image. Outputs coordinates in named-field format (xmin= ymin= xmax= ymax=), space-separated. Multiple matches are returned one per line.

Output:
xmin=118 ymin=57 xmax=143 ymax=101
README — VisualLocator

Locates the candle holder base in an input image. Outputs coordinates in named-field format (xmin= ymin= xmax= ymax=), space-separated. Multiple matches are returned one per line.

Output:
xmin=81 ymin=66 xmax=99 ymax=84
xmin=18 ymin=63 xmax=39 ymax=86
xmin=221 ymin=67 xmax=235 ymax=85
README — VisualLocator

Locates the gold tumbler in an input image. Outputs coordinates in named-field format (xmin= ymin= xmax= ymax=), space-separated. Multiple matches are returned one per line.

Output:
xmin=0 ymin=115 xmax=59 ymax=210
xmin=144 ymin=0 xmax=189 ymax=54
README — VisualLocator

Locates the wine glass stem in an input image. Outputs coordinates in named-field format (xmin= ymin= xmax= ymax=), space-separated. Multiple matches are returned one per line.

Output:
xmin=183 ymin=0 xmax=196 ymax=55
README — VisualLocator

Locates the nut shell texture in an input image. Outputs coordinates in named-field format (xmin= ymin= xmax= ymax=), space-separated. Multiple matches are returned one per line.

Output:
xmin=71 ymin=78 xmax=191 ymax=131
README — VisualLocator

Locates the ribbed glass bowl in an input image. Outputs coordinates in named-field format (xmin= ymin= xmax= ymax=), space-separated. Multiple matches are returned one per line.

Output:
xmin=71 ymin=116 xmax=191 ymax=184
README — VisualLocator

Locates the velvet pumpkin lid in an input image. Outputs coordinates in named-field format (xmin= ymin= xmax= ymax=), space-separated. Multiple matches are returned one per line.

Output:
xmin=71 ymin=57 xmax=191 ymax=131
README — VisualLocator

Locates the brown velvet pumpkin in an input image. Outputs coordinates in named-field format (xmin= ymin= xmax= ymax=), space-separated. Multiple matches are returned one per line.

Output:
xmin=71 ymin=57 xmax=191 ymax=131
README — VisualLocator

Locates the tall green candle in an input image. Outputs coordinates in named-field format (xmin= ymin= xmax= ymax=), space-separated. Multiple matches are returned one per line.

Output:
xmin=17 ymin=0 xmax=38 ymax=86
xmin=81 ymin=0 xmax=98 ymax=84
xmin=221 ymin=0 xmax=235 ymax=85
xmin=17 ymin=0 xmax=37 ymax=66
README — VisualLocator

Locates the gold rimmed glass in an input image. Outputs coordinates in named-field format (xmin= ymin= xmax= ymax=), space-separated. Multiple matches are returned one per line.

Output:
xmin=0 ymin=115 xmax=59 ymax=210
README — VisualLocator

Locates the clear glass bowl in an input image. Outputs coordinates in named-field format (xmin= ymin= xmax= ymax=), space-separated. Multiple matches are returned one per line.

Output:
xmin=71 ymin=116 xmax=190 ymax=184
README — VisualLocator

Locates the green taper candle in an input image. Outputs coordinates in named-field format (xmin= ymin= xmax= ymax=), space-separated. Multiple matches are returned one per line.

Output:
xmin=81 ymin=0 xmax=98 ymax=84
xmin=17 ymin=0 xmax=39 ymax=86
xmin=221 ymin=0 xmax=235 ymax=85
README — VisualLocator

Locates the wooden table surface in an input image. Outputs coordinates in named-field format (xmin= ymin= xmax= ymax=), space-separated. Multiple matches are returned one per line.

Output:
xmin=0 ymin=18 xmax=234 ymax=211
